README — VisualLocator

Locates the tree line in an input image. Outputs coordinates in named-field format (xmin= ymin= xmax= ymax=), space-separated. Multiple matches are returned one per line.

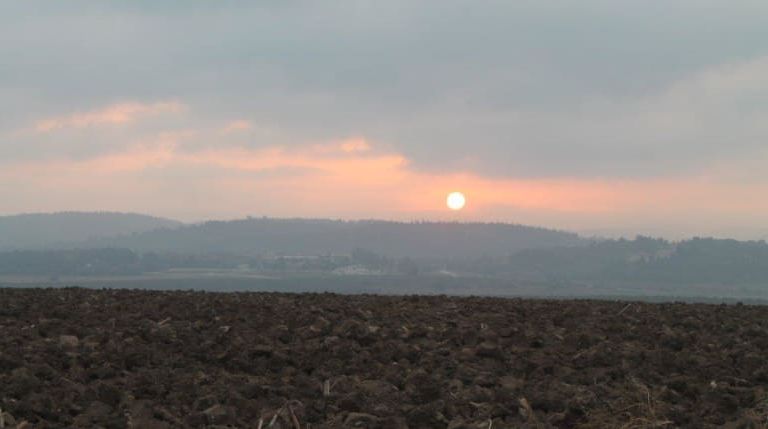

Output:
xmin=2 ymin=237 xmax=768 ymax=285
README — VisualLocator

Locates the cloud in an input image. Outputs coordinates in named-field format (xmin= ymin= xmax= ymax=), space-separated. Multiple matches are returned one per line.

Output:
xmin=4 ymin=1 xmax=768 ymax=178
xmin=32 ymin=101 xmax=185 ymax=133
xmin=3 ymin=2 xmax=768 ymax=236
xmin=390 ymin=55 xmax=768 ymax=179
xmin=3 ymin=133 xmax=768 ymax=238
xmin=339 ymin=138 xmax=371 ymax=153
xmin=221 ymin=120 xmax=253 ymax=134
xmin=309 ymin=138 xmax=372 ymax=155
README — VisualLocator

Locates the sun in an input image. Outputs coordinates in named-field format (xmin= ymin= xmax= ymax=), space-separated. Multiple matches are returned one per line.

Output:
xmin=446 ymin=191 xmax=466 ymax=211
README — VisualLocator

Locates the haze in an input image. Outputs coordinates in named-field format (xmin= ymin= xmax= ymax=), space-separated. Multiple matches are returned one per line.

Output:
xmin=3 ymin=1 xmax=768 ymax=239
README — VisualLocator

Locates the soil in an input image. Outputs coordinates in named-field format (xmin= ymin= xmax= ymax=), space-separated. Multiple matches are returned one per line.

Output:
xmin=1 ymin=287 xmax=767 ymax=428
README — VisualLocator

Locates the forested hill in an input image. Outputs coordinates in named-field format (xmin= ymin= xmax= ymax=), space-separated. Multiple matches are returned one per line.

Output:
xmin=86 ymin=218 xmax=584 ymax=258
xmin=470 ymin=236 xmax=768 ymax=284
xmin=0 ymin=212 xmax=183 ymax=250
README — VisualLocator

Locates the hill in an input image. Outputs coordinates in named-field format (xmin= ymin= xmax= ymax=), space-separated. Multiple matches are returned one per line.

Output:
xmin=0 ymin=212 xmax=183 ymax=250
xmin=86 ymin=217 xmax=584 ymax=258
xmin=451 ymin=235 xmax=768 ymax=285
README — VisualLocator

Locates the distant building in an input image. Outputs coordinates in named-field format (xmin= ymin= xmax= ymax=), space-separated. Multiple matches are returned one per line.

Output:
xmin=332 ymin=265 xmax=383 ymax=276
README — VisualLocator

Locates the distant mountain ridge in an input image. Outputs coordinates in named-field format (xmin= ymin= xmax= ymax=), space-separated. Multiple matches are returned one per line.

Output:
xmin=85 ymin=217 xmax=585 ymax=258
xmin=0 ymin=212 xmax=183 ymax=250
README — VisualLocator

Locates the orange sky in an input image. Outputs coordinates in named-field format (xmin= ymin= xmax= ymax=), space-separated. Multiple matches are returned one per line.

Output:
xmin=4 ymin=109 xmax=768 ymax=239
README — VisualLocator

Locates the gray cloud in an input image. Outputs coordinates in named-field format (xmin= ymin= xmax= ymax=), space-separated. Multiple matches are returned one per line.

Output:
xmin=3 ymin=0 xmax=768 ymax=178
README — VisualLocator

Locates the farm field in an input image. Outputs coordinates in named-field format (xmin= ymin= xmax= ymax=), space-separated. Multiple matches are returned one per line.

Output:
xmin=2 ymin=274 xmax=767 ymax=305
xmin=1 ymin=288 xmax=767 ymax=428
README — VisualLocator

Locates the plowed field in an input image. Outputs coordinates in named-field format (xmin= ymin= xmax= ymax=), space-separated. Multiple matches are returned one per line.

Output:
xmin=1 ymin=288 xmax=767 ymax=428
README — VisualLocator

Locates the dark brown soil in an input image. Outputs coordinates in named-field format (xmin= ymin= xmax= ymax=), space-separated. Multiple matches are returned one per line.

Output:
xmin=1 ymin=288 xmax=767 ymax=428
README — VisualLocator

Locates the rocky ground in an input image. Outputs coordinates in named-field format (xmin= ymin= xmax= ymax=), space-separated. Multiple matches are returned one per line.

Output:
xmin=1 ymin=287 xmax=767 ymax=428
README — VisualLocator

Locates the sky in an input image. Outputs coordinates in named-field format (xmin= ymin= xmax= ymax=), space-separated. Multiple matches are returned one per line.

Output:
xmin=2 ymin=1 xmax=768 ymax=239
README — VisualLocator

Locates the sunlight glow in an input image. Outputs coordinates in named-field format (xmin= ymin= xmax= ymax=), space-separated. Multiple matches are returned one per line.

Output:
xmin=447 ymin=192 xmax=466 ymax=210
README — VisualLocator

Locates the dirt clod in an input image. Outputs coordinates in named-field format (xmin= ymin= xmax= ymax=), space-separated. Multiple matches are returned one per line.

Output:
xmin=58 ymin=335 xmax=79 ymax=349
